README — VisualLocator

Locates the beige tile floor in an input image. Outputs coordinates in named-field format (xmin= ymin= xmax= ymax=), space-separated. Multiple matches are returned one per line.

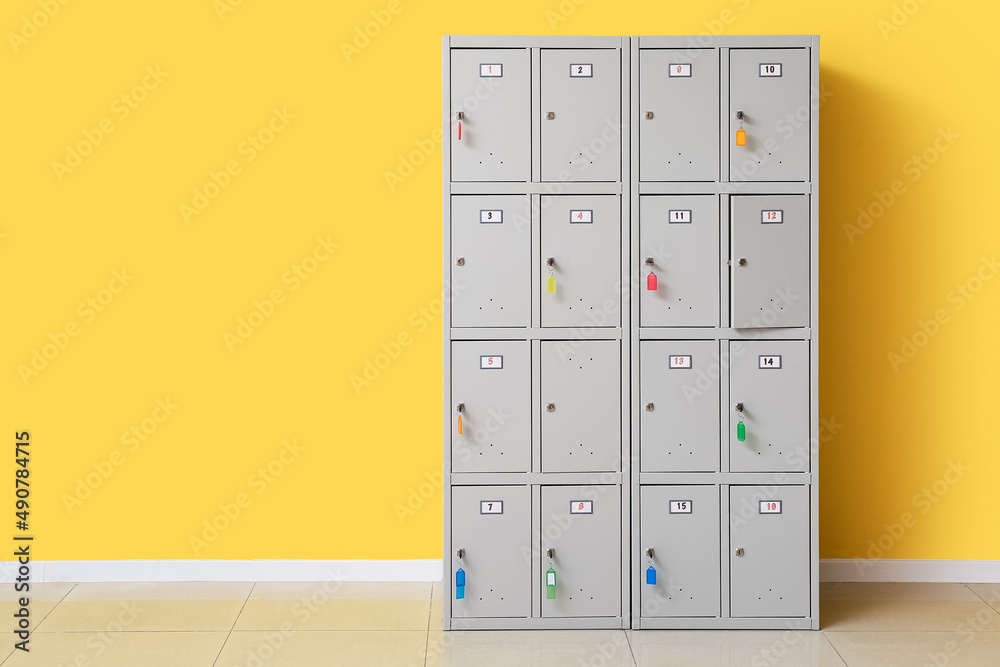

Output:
xmin=2 ymin=581 xmax=999 ymax=665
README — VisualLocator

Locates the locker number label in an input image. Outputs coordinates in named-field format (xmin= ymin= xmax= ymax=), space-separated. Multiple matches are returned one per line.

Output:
xmin=570 ymin=500 xmax=593 ymax=514
xmin=759 ymin=63 xmax=782 ymax=77
xmin=669 ymin=63 xmax=692 ymax=77
xmin=759 ymin=500 xmax=782 ymax=514
xmin=480 ymin=501 xmax=503 ymax=514
xmin=669 ymin=355 xmax=692 ymax=369
xmin=761 ymin=210 xmax=783 ymax=224
xmin=669 ymin=500 xmax=693 ymax=514
xmin=480 ymin=210 xmax=503 ymax=224
xmin=669 ymin=210 xmax=692 ymax=224
xmin=480 ymin=355 xmax=503 ymax=369
xmin=758 ymin=355 xmax=782 ymax=369
xmin=480 ymin=63 xmax=502 ymax=77
xmin=570 ymin=63 xmax=593 ymax=77
xmin=570 ymin=210 xmax=593 ymax=223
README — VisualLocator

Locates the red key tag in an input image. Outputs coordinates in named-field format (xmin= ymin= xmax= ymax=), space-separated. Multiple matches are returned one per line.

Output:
xmin=647 ymin=272 xmax=657 ymax=291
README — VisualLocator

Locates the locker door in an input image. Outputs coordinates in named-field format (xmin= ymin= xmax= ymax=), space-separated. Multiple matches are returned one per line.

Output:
xmin=451 ymin=195 xmax=531 ymax=328
xmin=731 ymin=195 xmax=809 ymax=328
xmin=729 ymin=48 xmax=810 ymax=182
xmin=451 ymin=49 xmax=531 ymax=182
xmin=540 ymin=196 xmax=621 ymax=328
xmin=540 ymin=49 xmax=621 ymax=182
xmin=728 ymin=340 xmax=809 ymax=473
xmin=452 ymin=486 xmax=531 ymax=618
xmin=541 ymin=340 xmax=620 ymax=473
xmin=640 ymin=195 xmax=720 ymax=327
xmin=451 ymin=341 xmax=530 ymax=473
xmin=640 ymin=485 xmax=720 ymax=618
xmin=639 ymin=49 xmax=719 ymax=181
xmin=730 ymin=485 xmax=810 ymax=617
xmin=541 ymin=485 xmax=621 ymax=618
xmin=640 ymin=341 xmax=720 ymax=473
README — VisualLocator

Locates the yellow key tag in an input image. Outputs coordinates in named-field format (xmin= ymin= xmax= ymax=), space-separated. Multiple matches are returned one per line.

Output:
xmin=546 ymin=275 xmax=556 ymax=293
xmin=736 ymin=127 xmax=746 ymax=146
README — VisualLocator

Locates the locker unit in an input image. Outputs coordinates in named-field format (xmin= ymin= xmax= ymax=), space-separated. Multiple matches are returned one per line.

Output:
xmin=639 ymin=485 xmax=720 ymax=617
xmin=445 ymin=34 xmax=818 ymax=632
xmin=444 ymin=36 xmax=629 ymax=631
xmin=540 ymin=340 xmax=620 ymax=473
xmin=541 ymin=485 xmax=622 ymax=618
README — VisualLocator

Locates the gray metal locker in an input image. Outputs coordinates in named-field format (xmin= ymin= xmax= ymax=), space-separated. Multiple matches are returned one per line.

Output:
xmin=639 ymin=49 xmax=719 ymax=181
xmin=451 ymin=341 xmax=531 ymax=472
xmin=640 ymin=195 xmax=720 ymax=327
xmin=540 ymin=195 xmax=621 ymax=328
xmin=451 ymin=195 xmax=531 ymax=328
xmin=730 ymin=485 xmax=810 ymax=617
xmin=541 ymin=485 xmax=621 ymax=617
xmin=452 ymin=485 xmax=532 ymax=618
xmin=540 ymin=49 xmax=622 ymax=182
xmin=731 ymin=195 xmax=810 ymax=328
xmin=640 ymin=340 xmax=720 ymax=472
xmin=451 ymin=49 xmax=531 ymax=181
xmin=541 ymin=340 xmax=621 ymax=473
xmin=729 ymin=340 xmax=809 ymax=473
xmin=640 ymin=485 xmax=720 ymax=617
xmin=729 ymin=48 xmax=810 ymax=182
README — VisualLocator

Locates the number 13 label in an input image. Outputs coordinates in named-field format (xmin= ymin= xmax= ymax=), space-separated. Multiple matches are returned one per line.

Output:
xmin=669 ymin=355 xmax=692 ymax=369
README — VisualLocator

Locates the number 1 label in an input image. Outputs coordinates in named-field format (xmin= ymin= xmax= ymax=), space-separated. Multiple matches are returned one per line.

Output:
xmin=480 ymin=64 xmax=502 ymax=77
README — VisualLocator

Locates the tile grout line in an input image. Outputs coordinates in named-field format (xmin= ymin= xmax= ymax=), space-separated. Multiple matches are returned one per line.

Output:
xmin=2 ymin=582 xmax=79 ymax=666
xmin=623 ymin=629 xmax=638 ymax=667
xmin=423 ymin=583 xmax=433 ymax=667
xmin=820 ymin=631 xmax=853 ymax=667
xmin=210 ymin=581 xmax=256 ymax=667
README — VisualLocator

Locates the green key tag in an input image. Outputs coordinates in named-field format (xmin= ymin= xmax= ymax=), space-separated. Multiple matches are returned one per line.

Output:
xmin=546 ymin=275 xmax=556 ymax=294
xmin=545 ymin=567 xmax=557 ymax=599
xmin=737 ymin=419 xmax=746 ymax=442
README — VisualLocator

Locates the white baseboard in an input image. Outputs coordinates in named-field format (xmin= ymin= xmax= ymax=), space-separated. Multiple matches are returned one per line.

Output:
xmin=2 ymin=559 xmax=997 ymax=584
xmin=0 ymin=560 xmax=443 ymax=583
xmin=820 ymin=559 xmax=1000 ymax=583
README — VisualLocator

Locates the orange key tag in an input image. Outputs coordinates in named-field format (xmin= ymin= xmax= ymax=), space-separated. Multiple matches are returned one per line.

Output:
xmin=736 ymin=127 xmax=746 ymax=146
xmin=457 ymin=415 xmax=463 ymax=435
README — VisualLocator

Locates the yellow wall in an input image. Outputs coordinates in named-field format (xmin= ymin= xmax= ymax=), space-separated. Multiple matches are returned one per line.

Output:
xmin=2 ymin=0 xmax=997 ymax=562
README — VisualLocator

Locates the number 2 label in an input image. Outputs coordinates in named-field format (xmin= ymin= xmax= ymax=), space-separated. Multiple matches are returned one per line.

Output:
xmin=570 ymin=64 xmax=593 ymax=77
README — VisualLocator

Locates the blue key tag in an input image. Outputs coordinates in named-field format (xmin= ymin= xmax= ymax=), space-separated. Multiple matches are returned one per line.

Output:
xmin=646 ymin=565 xmax=656 ymax=585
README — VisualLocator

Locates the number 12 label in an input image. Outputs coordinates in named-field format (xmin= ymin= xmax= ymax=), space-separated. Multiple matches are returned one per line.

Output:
xmin=761 ymin=210 xmax=783 ymax=224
